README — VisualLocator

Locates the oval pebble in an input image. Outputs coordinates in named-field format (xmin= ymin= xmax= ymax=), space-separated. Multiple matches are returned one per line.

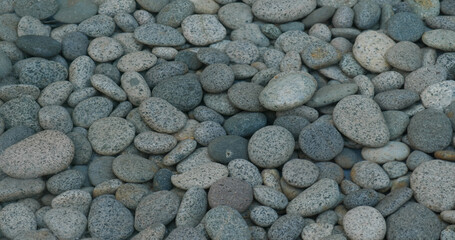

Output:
xmin=181 ymin=14 xmax=226 ymax=46
xmin=299 ymin=121 xmax=344 ymax=161
xmin=204 ymin=205 xmax=251 ymax=240
xmin=208 ymin=177 xmax=253 ymax=212
xmin=72 ymin=96 xmax=113 ymax=128
xmin=200 ymin=63 xmax=234 ymax=93
xmin=139 ymin=97 xmax=187 ymax=133
xmin=208 ymin=135 xmax=248 ymax=164
xmin=421 ymin=80 xmax=455 ymax=111
xmin=250 ymin=206 xmax=278 ymax=227
xmin=88 ymin=117 xmax=135 ymax=155
xmin=268 ymin=214 xmax=305 ymax=240
xmin=134 ymin=23 xmax=186 ymax=46
xmin=117 ymin=51 xmax=157 ymax=72
xmin=343 ymin=206 xmax=386 ymax=240
xmin=77 ymin=14 xmax=115 ymax=37
xmin=282 ymin=159 xmax=319 ymax=188
xmin=135 ymin=190 xmax=180 ymax=230
xmin=253 ymin=185 xmax=288 ymax=210
xmin=171 ymin=162 xmax=229 ymax=190
xmin=113 ymin=154 xmax=158 ymax=183
xmin=44 ymin=207 xmax=87 ymax=240
xmin=252 ymin=0 xmax=316 ymax=23
xmin=46 ymin=169 xmax=84 ymax=195
xmin=361 ymin=141 xmax=410 ymax=164
xmin=351 ymin=161 xmax=390 ymax=190
xmin=0 ymin=203 xmax=37 ymax=239
xmin=16 ymin=35 xmax=61 ymax=58
xmin=228 ymin=81 xmax=265 ymax=111
xmin=120 ymin=72 xmax=151 ymax=106
xmin=175 ymin=187 xmax=207 ymax=227
xmin=134 ymin=131 xmax=177 ymax=154
xmin=227 ymin=158 xmax=262 ymax=187
xmin=87 ymin=37 xmax=124 ymax=62
xmin=353 ymin=30 xmax=395 ymax=73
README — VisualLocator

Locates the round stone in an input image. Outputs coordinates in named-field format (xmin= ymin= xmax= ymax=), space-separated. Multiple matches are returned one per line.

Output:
xmin=407 ymin=108 xmax=452 ymax=153
xmin=352 ymin=0 xmax=380 ymax=29
xmin=13 ymin=0 xmax=58 ymax=20
xmin=200 ymin=63 xmax=234 ymax=93
xmin=333 ymin=95 xmax=389 ymax=147
xmin=386 ymin=12 xmax=425 ymax=42
xmin=175 ymin=187 xmax=207 ymax=227
xmin=77 ymin=14 xmax=115 ymax=37
xmin=227 ymin=82 xmax=265 ymax=112
xmin=135 ymin=190 xmax=180 ymax=230
xmin=252 ymin=185 xmax=288 ymax=210
xmin=113 ymin=154 xmax=158 ymax=183
xmin=282 ymin=159 xmax=319 ymax=188
xmin=268 ymin=214 xmax=305 ymax=240
xmin=38 ymin=105 xmax=73 ymax=133
xmin=88 ymin=156 xmax=116 ymax=186
xmin=196 ymin=47 xmax=229 ymax=65
xmin=181 ymin=14 xmax=227 ymax=46
xmin=88 ymin=117 xmax=136 ymax=155
xmin=88 ymin=195 xmax=134 ymax=240
xmin=44 ymin=208 xmax=87 ymax=240
xmin=205 ymin=206 xmax=251 ymax=240
xmin=46 ymin=169 xmax=85 ymax=194
xmin=351 ymin=161 xmax=390 ymax=189
xmin=343 ymin=189 xmax=380 ymax=210
xmin=62 ymin=31 xmax=89 ymax=60
xmin=306 ymin=83 xmax=359 ymax=108
xmin=51 ymin=189 xmax=92 ymax=215
xmin=0 ymin=130 xmax=74 ymax=179
xmin=16 ymin=35 xmax=61 ymax=58
xmin=353 ymin=30 xmax=395 ymax=73
xmin=385 ymin=41 xmax=422 ymax=72
xmin=386 ymin=202 xmax=444 ymax=240
xmin=218 ymin=2 xmax=252 ymax=29
xmin=422 ymin=29 xmax=455 ymax=51
xmin=208 ymin=177 xmax=253 ymax=212
xmin=259 ymin=71 xmax=317 ymax=111
xmin=208 ymin=135 xmax=248 ymax=164
xmin=151 ymin=73 xmax=203 ymax=111
xmin=171 ymin=162 xmax=229 ymax=190
xmin=53 ymin=0 xmax=98 ymax=23
xmin=139 ymin=97 xmax=187 ymax=133
xmin=287 ymin=178 xmax=340 ymax=217
xmin=343 ymin=206 xmax=386 ymax=240
xmin=193 ymin=121 xmax=226 ymax=146
xmin=225 ymin=40 xmax=259 ymax=64
xmin=134 ymin=23 xmax=186 ymax=46
xmin=0 ymin=203 xmax=36 ymax=239
xmin=117 ymin=51 xmax=157 ymax=72
xmin=248 ymin=126 xmax=295 ymax=168
xmin=224 ymin=112 xmax=267 ymax=137
xmin=252 ymin=0 xmax=317 ymax=23
xmin=332 ymin=6 xmax=354 ymax=28
xmin=250 ymin=206 xmax=278 ymax=227
xmin=227 ymin=159 xmax=262 ymax=187
xmin=299 ymin=121 xmax=344 ymax=161
xmin=134 ymin=131 xmax=177 ymax=154
xmin=88 ymin=37 xmax=124 ymax=62
xmin=72 ymin=97 xmax=113 ymax=128
xmin=301 ymin=41 xmax=341 ymax=69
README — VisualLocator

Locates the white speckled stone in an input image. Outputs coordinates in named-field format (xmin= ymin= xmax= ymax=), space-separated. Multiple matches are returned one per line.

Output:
xmin=421 ymin=80 xmax=455 ymax=111
xmin=361 ymin=141 xmax=410 ymax=164
xmin=353 ymin=30 xmax=395 ymax=73
xmin=351 ymin=161 xmax=390 ymax=190
xmin=252 ymin=0 xmax=317 ymax=23
xmin=343 ymin=206 xmax=386 ymax=240
xmin=171 ymin=162 xmax=228 ymax=189
xmin=181 ymin=14 xmax=226 ymax=46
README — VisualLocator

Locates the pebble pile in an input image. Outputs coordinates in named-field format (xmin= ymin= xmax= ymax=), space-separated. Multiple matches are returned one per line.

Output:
xmin=0 ymin=0 xmax=455 ymax=239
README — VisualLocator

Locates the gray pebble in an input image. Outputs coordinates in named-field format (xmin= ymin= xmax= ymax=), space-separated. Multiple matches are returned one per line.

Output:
xmin=139 ymin=97 xmax=187 ymax=133
xmin=167 ymin=226 xmax=207 ymax=240
xmin=373 ymin=89 xmax=420 ymax=110
xmin=343 ymin=189 xmax=380 ymax=210
xmin=88 ymin=157 xmax=116 ymax=186
xmin=383 ymin=161 xmax=408 ymax=178
xmin=114 ymin=13 xmax=139 ymax=32
xmin=339 ymin=53 xmax=366 ymax=78
xmin=176 ymin=187 xmax=207 ymax=227
xmin=227 ymin=158 xmax=262 ymax=187
xmin=0 ymin=203 xmax=37 ymax=239
xmin=87 ymin=37 xmax=124 ymax=62
xmin=181 ymin=14 xmax=226 ymax=46
xmin=152 ymin=169 xmax=173 ymax=191
xmin=163 ymin=139 xmax=197 ymax=166
xmin=51 ymin=189 xmax=92 ymax=215
xmin=110 ymin=101 xmax=133 ymax=118
xmin=268 ymin=214 xmax=305 ymax=240
xmin=353 ymin=0 xmax=381 ymax=29
xmin=260 ymin=24 xmax=282 ymax=40
xmin=299 ymin=121 xmax=344 ymax=161
xmin=194 ymin=121 xmax=226 ymax=146
xmin=274 ymin=115 xmax=309 ymax=139
xmin=371 ymin=71 xmax=404 ymax=93
xmin=204 ymin=205 xmax=250 ymax=240
xmin=13 ymin=0 xmax=58 ymax=20
xmin=38 ymin=105 xmax=72 ymax=133
xmin=250 ymin=206 xmax=278 ymax=227
xmin=38 ymin=81 xmax=74 ymax=107
xmin=283 ymin=159 xmax=319 ymax=188
xmin=231 ymin=24 xmax=270 ymax=47
xmin=224 ymin=112 xmax=267 ymax=137
xmin=351 ymin=161 xmax=390 ymax=189
xmin=0 ymin=177 xmax=45 ymax=202
xmin=135 ymin=190 xmax=180 ymax=230
xmin=208 ymin=135 xmax=248 ymax=164
xmin=302 ymin=6 xmax=336 ymax=28
xmin=0 ymin=84 xmax=40 ymax=102
xmin=69 ymin=56 xmax=95 ymax=90
xmin=53 ymin=0 xmax=98 ymax=24
xmin=0 ymin=14 xmax=19 ymax=42
xmin=375 ymin=187 xmax=413 ymax=217
xmin=383 ymin=110 xmax=410 ymax=140
xmin=88 ymin=117 xmax=135 ymax=155
xmin=113 ymin=154 xmax=158 ymax=183
xmin=175 ymin=50 xmax=202 ymax=70
xmin=200 ymin=63 xmax=234 ymax=93
xmin=436 ymin=52 xmax=455 ymax=79
xmin=0 ymin=49 xmax=12 ymax=79
xmin=196 ymin=47 xmax=230 ymax=65
xmin=144 ymin=61 xmax=188 ymax=88
xmin=386 ymin=12 xmax=425 ymax=42
xmin=253 ymin=185 xmax=288 ymax=210
xmin=134 ymin=131 xmax=177 ymax=154
xmin=385 ymin=41 xmax=422 ymax=72
xmin=0 ymin=95 xmax=41 ymax=131
xmin=46 ymin=169 xmax=85 ymax=195
xmin=228 ymin=81 xmax=265 ymax=112
xmin=204 ymin=93 xmax=240 ymax=116
xmin=218 ymin=2 xmax=253 ymax=29
xmin=332 ymin=6 xmax=354 ymax=28
xmin=44 ymin=207 xmax=87 ymax=240
xmin=72 ymin=96 xmax=113 ymax=128
xmin=252 ymin=0 xmax=316 ymax=23
xmin=193 ymin=106 xmax=224 ymax=125
xmin=78 ymin=14 xmax=115 ymax=37
xmin=134 ymin=23 xmax=186 ymax=46
xmin=19 ymin=58 xmax=67 ymax=89
xmin=152 ymin=73 xmax=202 ymax=111
xmin=316 ymin=162 xmax=344 ymax=184
xmin=225 ymin=40 xmax=259 ymax=64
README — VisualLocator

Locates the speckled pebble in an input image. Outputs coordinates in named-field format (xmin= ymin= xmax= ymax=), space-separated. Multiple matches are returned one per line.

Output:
xmin=353 ymin=30 xmax=395 ymax=73
xmin=0 ymin=177 xmax=45 ymax=202
xmin=361 ymin=141 xmax=410 ymax=164
xmin=371 ymin=71 xmax=404 ymax=93
xmin=194 ymin=121 xmax=226 ymax=146
xmin=134 ymin=23 xmax=185 ymax=46
xmin=88 ymin=117 xmax=135 ymax=155
xmin=343 ymin=206 xmax=386 ymax=240
xmin=87 ymin=37 xmax=124 ymax=62
xmin=268 ymin=214 xmax=305 ymax=240
xmin=44 ymin=207 xmax=87 ymax=240
xmin=46 ymin=169 xmax=85 ymax=195
xmin=385 ymin=41 xmax=422 ymax=72
xmin=0 ymin=203 xmax=37 ymax=239
xmin=250 ymin=206 xmax=278 ymax=227
xmin=200 ymin=63 xmax=234 ymax=93
xmin=181 ymin=14 xmax=226 ymax=46
xmin=375 ymin=187 xmax=413 ymax=217
xmin=204 ymin=205 xmax=251 ymax=240
xmin=139 ymin=97 xmax=187 ymax=133
xmin=301 ymin=222 xmax=333 ymax=240
xmin=228 ymin=81 xmax=265 ymax=112
xmin=51 ymin=189 xmax=92 ymax=215
xmin=72 ymin=96 xmax=113 ymax=128
xmin=252 ymin=0 xmax=316 ymax=23
xmin=282 ymin=159 xmax=319 ymax=188
xmin=113 ymin=154 xmax=158 ymax=183
xmin=421 ymin=80 xmax=455 ymax=111
xmin=351 ymin=161 xmax=390 ymax=189
xmin=343 ymin=189 xmax=380 ymax=209
xmin=225 ymin=40 xmax=259 ymax=64
xmin=171 ymin=162 xmax=229 ymax=189
xmin=253 ymin=185 xmax=288 ymax=210
xmin=38 ymin=105 xmax=73 ymax=133
xmin=78 ymin=14 xmax=116 ymax=38
xmin=227 ymin=158 xmax=262 ymax=187
xmin=208 ymin=177 xmax=253 ymax=212
xmin=299 ymin=120 xmax=344 ymax=161
xmin=134 ymin=131 xmax=177 ymax=154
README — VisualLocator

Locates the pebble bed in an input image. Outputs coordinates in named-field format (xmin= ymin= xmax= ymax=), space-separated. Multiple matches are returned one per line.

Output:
xmin=1 ymin=0 xmax=455 ymax=239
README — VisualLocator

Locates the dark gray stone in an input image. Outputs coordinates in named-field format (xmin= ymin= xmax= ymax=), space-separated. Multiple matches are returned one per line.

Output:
xmin=373 ymin=89 xmax=420 ymax=110
xmin=145 ymin=61 xmax=188 ymax=88
xmin=208 ymin=135 xmax=248 ymax=164
xmin=299 ymin=121 xmax=344 ymax=161
xmin=208 ymin=177 xmax=253 ymax=212
xmin=268 ymin=214 xmax=305 ymax=240
xmin=62 ymin=31 xmax=89 ymax=61
xmin=13 ymin=0 xmax=58 ymax=20
xmin=0 ymin=95 xmax=41 ymax=131
xmin=152 ymin=169 xmax=173 ymax=191
xmin=386 ymin=12 xmax=425 ymax=42
xmin=353 ymin=0 xmax=381 ymax=29
xmin=192 ymin=106 xmax=224 ymax=125
xmin=200 ymin=64 xmax=235 ymax=93
xmin=18 ymin=58 xmax=67 ymax=89
xmin=343 ymin=189 xmax=380 ymax=210
xmin=302 ymin=6 xmax=336 ymax=28
xmin=273 ymin=115 xmax=310 ymax=139
xmin=375 ymin=187 xmax=413 ymax=217
xmin=223 ymin=112 xmax=267 ymax=137
xmin=175 ymin=50 xmax=202 ymax=70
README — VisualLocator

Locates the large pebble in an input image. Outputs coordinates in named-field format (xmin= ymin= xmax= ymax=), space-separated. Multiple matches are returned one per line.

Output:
xmin=117 ymin=51 xmax=157 ymax=72
xmin=252 ymin=0 xmax=316 ymax=23
xmin=421 ymin=80 xmax=455 ymax=111
xmin=13 ymin=0 xmax=58 ymax=20
xmin=44 ymin=207 xmax=87 ymax=240
xmin=375 ymin=187 xmax=413 ymax=217
xmin=139 ymin=97 xmax=187 ymax=133
xmin=208 ymin=177 xmax=253 ymax=212
xmin=0 ymin=130 xmax=73 ymax=179
xmin=171 ymin=162 xmax=228 ymax=189
xmin=287 ymin=178 xmax=341 ymax=217
xmin=218 ymin=2 xmax=252 ymax=29
xmin=248 ymin=126 xmax=295 ymax=168
xmin=208 ymin=135 xmax=248 ymax=164
xmin=0 ymin=203 xmax=37 ymax=239
xmin=51 ymin=189 xmax=92 ymax=215
xmin=223 ymin=112 xmax=267 ymax=137
xmin=176 ymin=187 xmax=207 ymax=227
xmin=259 ymin=71 xmax=317 ymax=111
xmin=253 ymin=185 xmax=288 ymax=210
xmin=306 ymin=83 xmax=358 ymax=108
xmin=204 ymin=205 xmax=251 ymax=240
xmin=422 ymin=29 xmax=455 ymax=51
xmin=333 ymin=95 xmax=389 ymax=147
xmin=87 ymin=37 xmax=124 ymax=62
xmin=181 ymin=14 xmax=226 ymax=46
xmin=135 ymin=190 xmax=180 ymax=230
xmin=407 ymin=108 xmax=452 ymax=153
xmin=0 ymin=177 xmax=45 ymax=202
xmin=72 ymin=96 xmax=113 ymax=128
xmin=113 ymin=154 xmax=158 ymax=183
xmin=361 ymin=141 xmax=410 ymax=164
xmin=282 ymin=159 xmax=319 ymax=188
xmin=404 ymin=65 xmax=447 ymax=94
xmin=268 ymin=214 xmax=305 ymax=240
xmin=299 ymin=121 xmax=344 ymax=161
xmin=19 ymin=58 xmax=67 ymax=89
xmin=227 ymin=82 xmax=264 ymax=111
xmin=134 ymin=23 xmax=186 ymax=46
xmin=227 ymin=158 xmax=262 ymax=187
xmin=343 ymin=206 xmax=386 ymax=240
xmin=53 ymin=0 xmax=98 ymax=24
xmin=134 ymin=131 xmax=177 ymax=154
xmin=88 ymin=195 xmax=134 ymax=240
xmin=16 ymin=35 xmax=61 ymax=58
xmin=351 ymin=161 xmax=390 ymax=189
xmin=386 ymin=12 xmax=424 ymax=42
xmin=353 ymin=30 xmax=395 ymax=73
xmin=352 ymin=0 xmax=380 ymax=29
xmin=88 ymin=117 xmax=135 ymax=155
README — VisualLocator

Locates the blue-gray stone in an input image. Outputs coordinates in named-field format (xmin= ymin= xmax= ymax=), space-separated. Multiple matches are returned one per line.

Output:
xmin=223 ymin=112 xmax=267 ymax=137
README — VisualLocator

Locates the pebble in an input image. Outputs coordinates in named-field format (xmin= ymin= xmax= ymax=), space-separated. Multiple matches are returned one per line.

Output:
xmin=134 ymin=131 xmax=177 ymax=154
xmin=218 ymin=2 xmax=253 ymax=29
xmin=135 ymin=190 xmax=180 ymax=230
xmin=316 ymin=162 xmax=344 ymax=184
xmin=88 ymin=156 xmax=116 ymax=186
xmin=225 ymin=40 xmax=259 ymax=64
xmin=156 ymin=0 xmax=194 ymax=28
xmin=224 ymin=112 xmax=267 ymax=137
xmin=437 ymin=52 xmax=455 ymax=79
xmin=0 ymin=203 xmax=37 ymax=239
xmin=87 ymin=37 xmax=124 ymax=62
xmin=253 ymin=185 xmax=288 ymax=210
xmin=250 ymin=206 xmax=278 ymax=227
xmin=422 ymin=29 xmax=455 ymax=52
xmin=114 ymin=183 xmax=148 ymax=210
xmin=204 ymin=205 xmax=251 ymax=240
xmin=152 ymin=73 xmax=202 ymax=111
xmin=16 ymin=35 xmax=61 ymax=58
xmin=407 ymin=108 xmax=452 ymax=153
xmin=333 ymin=95 xmax=389 ymax=147
xmin=87 ymin=117 xmax=135 ymax=155
xmin=208 ymin=177 xmax=253 ymax=212
xmin=339 ymin=53 xmax=366 ymax=78
xmin=352 ymin=30 xmax=395 ymax=73
xmin=167 ymin=226 xmax=207 ymax=240
xmin=268 ymin=214 xmax=305 ymax=240
xmin=371 ymin=71 xmax=404 ymax=93
xmin=13 ymin=0 xmax=58 ymax=20
xmin=193 ymin=121 xmax=226 ymax=146
xmin=259 ymin=71 xmax=317 ymax=111
xmin=0 ymin=130 xmax=73 ymax=178
xmin=386 ymin=12 xmax=425 ymax=42
xmin=301 ymin=222 xmax=333 ymax=240
xmin=53 ymin=0 xmax=98 ymax=24
xmin=406 ymin=0 xmax=440 ymax=19
xmin=405 ymin=65 xmax=448 ymax=94
xmin=51 ymin=189 xmax=92 ymax=215
xmin=375 ymin=187 xmax=413 ymax=217
xmin=134 ymin=23 xmax=185 ymax=46
xmin=17 ymin=16 xmax=50 ymax=37
xmin=228 ymin=81 xmax=265 ymax=111
xmin=375 ymin=89 xmax=420 ymax=110
xmin=181 ymin=14 xmax=226 ymax=46
xmin=343 ymin=189 xmax=380 ymax=209
xmin=353 ymin=0 xmax=381 ymax=29
xmin=301 ymin=40 xmax=341 ymax=69
xmin=113 ymin=154 xmax=158 ymax=183
xmin=252 ymin=0 xmax=316 ymax=23
xmin=200 ymin=63 xmax=234 ymax=93
xmin=287 ymin=178 xmax=341 ymax=217
xmin=117 ymin=51 xmax=157 ymax=72
xmin=422 ymin=80 xmax=455 ymax=111
xmin=68 ymin=56 xmax=95 ymax=90
xmin=361 ymin=141 xmax=410 ymax=164
xmin=46 ymin=169 xmax=85 ymax=195
xmin=300 ymin=121 xmax=344 ymax=161
xmin=351 ymin=160 xmax=390 ymax=189
xmin=61 ymin=31 xmax=89 ymax=61
xmin=273 ymin=115 xmax=309 ymax=139
xmin=386 ymin=202 xmax=444 ymax=240
xmin=282 ymin=159 xmax=319 ymax=188
xmin=196 ymin=48 xmax=229 ymax=65
xmin=78 ymin=14 xmax=116 ymax=37
xmin=139 ymin=97 xmax=187 ymax=133
xmin=88 ymin=195 xmax=134 ymax=240
xmin=19 ymin=58 xmax=68 ymax=89
xmin=92 ymin=178 xmax=122 ymax=197
xmin=136 ymin=0 xmax=168 ymax=12
xmin=163 ymin=139 xmax=197 ymax=166
xmin=207 ymin=135 xmax=248 ymax=164
xmin=0 ymin=13 xmax=19 ymax=42
xmin=174 ymin=187 xmax=207 ymax=228
xmin=0 ymin=51 xmax=12 ymax=79
xmin=231 ymin=24 xmax=270 ymax=47
xmin=384 ymin=110 xmax=410 ymax=139
xmin=72 ymin=96 xmax=113 ymax=128
xmin=303 ymin=6 xmax=336 ymax=28
xmin=38 ymin=105 xmax=73 ymax=133
xmin=248 ymin=126 xmax=295 ymax=168
xmin=343 ymin=206 xmax=386 ymax=240
xmin=193 ymin=106 xmax=224 ymax=125
xmin=91 ymin=74 xmax=126 ymax=101
xmin=0 ymin=177 xmax=45 ymax=202
xmin=227 ymin=158 xmax=262 ymax=187
xmin=119 ymin=72 xmax=150 ymax=107
xmin=44 ymin=207 xmax=87 ymax=240
xmin=333 ymin=6 xmax=354 ymax=28
xmin=385 ymin=41 xmax=422 ymax=71
xmin=0 ymin=84 xmax=39 ymax=102
xmin=171 ymin=162 xmax=229 ymax=189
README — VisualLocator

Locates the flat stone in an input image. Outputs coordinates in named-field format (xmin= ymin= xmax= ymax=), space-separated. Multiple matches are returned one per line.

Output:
xmin=163 ymin=139 xmax=197 ymax=166
xmin=407 ymin=108 xmax=452 ymax=153
xmin=248 ymin=126 xmax=295 ymax=168
xmin=351 ymin=161 xmax=390 ymax=189
xmin=88 ymin=117 xmax=136 ymax=155
xmin=181 ymin=14 xmax=226 ymax=46
xmin=134 ymin=131 xmax=177 ymax=154
xmin=252 ymin=0 xmax=316 ymax=23
xmin=343 ymin=189 xmax=380 ymax=210
xmin=208 ymin=177 xmax=253 ymax=212
xmin=139 ymin=97 xmax=187 ymax=133
xmin=0 ymin=130 xmax=73 ymax=179
xmin=259 ymin=71 xmax=317 ymax=111
xmin=385 ymin=41 xmax=422 ymax=71
xmin=371 ymin=71 xmax=404 ymax=93
xmin=135 ymin=190 xmax=180 ymax=230
xmin=287 ymin=178 xmax=341 ymax=217
xmin=117 ymin=51 xmax=157 ymax=72
xmin=224 ymin=112 xmax=267 ymax=137
xmin=343 ymin=206 xmax=386 ymax=240
xmin=333 ymin=95 xmax=389 ymax=147
xmin=78 ymin=14 xmax=115 ymax=37
xmin=171 ymin=162 xmax=228 ymax=190
xmin=134 ymin=23 xmax=185 ymax=46
xmin=434 ymin=150 xmax=455 ymax=161
xmin=306 ymin=83 xmax=358 ymax=108
xmin=204 ymin=206 xmax=251 ymax=240
xmin=225 ymin=40 xmax=259 ymax=64
xmin=353 ymin=30 xmax=395 ymax=73
xmin=374 ymin=89 xmax=420 ymax=110
xmin=90 ymin=74 xmax=127 ymax=102
xmin=72 ymin=96 xmax=113 ymax=128
xmin=53 ymin=0 xmax=98 ymax=23
xmin=175 ymin=187 xmax=207 ymax=227
xmin=361 ymin=141 xmax=410 ymax=164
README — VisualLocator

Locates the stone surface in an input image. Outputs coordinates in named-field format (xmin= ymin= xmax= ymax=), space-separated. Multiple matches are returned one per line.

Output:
xmin=135 ymin=190 xmax=180 ymax=231
xmin=134 ymin=23 xmax=186 ymax=46
xmin=176 ymin=187 xmax=207 ymax=227
xmin=422 ymin=29 xmax=455 ymax=51
xmin=16 ymin=35 xmax=61 ymax=58
xmin=113 ymin=154 xmax=158 ymax=183
xmin=44 ymin=207 xmax=87 ymax=240
xmin=299 ymin=121 xmax=344 ymax=161
xmin=375 ymin=187 xmax=413 ymax=217
xmin=208 ymin=177 xmax=253 ymax=212
xmin=171 ymin=162 xmax=229 ymax=190
xmin=0 ymin=203 xmax=37 ymax=239
xmin=353 ymin=30 xmax=395 ymax=73
xmin=207 ymin=135 xmax=248 ymax=164
xmin=343 ymin=206 xmax=386 ymax=240
xmin=253 ymin=185 xmax=289 ymax=210
xmin=139 ymin=97 xmax=187 ymax=133
xmin=204 ymin=206 xmax=251 ymax=240
xmin=268 ymin=214 xmax=305 ymax=240
xmin=88 ymin=117 xmax=135 ymax=155
xmin=181 ymin=14 xmax=226 ymax=46
xmin=252 ymin=0 xmax=317 ymax=23
xmin=361 ymin=141 xmax=410 ymax=164
xmin=282 ymin=159 xmax=319 ymax=188
xmin=53 ymin=0 xmax=98 ymax=23
xmin=351 ymin=161 xmax=390 ymax=189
